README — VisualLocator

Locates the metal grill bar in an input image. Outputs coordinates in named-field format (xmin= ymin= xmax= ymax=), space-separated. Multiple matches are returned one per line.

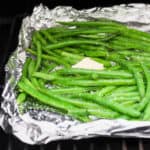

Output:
xmin=7 ymin=135 xmax=12 ymax=150
xmin=39 ymin=145 xmax=45 ymax=150
xmin=122 ymin=140 xmax=128 ymax=150
xmin=138 ymin=140 xmax=144 ymax=150
xmin=89 ymin=143 xmax=94 ymax=150
xmin=73 ymin=144 xmax=77 ymax=150
xmin=4 ymin=137 xmax=148 ymax=150
xmin=56 ymin=143 xmax=61 ymax=150
xmin=23 ymin=145 xmax=29 ymax=150
xmin=106 ymin=143 xmax=111 ymax=150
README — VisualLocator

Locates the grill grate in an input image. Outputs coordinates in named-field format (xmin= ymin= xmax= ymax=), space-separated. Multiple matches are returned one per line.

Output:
xmin=2 ymin=134 xmax=149 ymax=150
xmin=0 ymin=10 xmax=150 ymax=150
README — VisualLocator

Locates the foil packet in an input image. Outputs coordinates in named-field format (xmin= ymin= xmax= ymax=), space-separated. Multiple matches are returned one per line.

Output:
xmin=1 ymin=3 xmax=150 ymax=145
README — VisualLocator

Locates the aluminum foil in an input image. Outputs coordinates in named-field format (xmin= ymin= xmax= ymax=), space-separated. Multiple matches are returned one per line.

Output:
xmin=1 ymin=3 xmax=150 ymax=145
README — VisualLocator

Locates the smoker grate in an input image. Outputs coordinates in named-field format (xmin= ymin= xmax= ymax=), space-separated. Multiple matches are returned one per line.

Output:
xmin=0 ymin=10 xmax=150 ymax=150
xmin=2 ymin=134 xmax=149 ymax=150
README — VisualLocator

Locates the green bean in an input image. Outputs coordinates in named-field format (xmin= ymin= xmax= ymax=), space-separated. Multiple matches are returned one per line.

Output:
xmin=108 ymin=96 xmax=140 ymax=102
xmin=30 ymin=77 xmax=40 ymax=87
xmin=107 ymin=65 xmax=121 ymax=70
xmin=109 ymin=41 xmax=135 ymax=50
xmin=111 ymin=36 xmax=150 ymax=52
xmin=109 ymin=92 xmax=139 ymax=97
xmin=33 ymin=72 xmax=93 ymax=82
xmin=63 ymin=47 xmax=82 ymax=54
xmin=52 ymin=26 xmax=120 ymax=36
xmin=33 ymin=32 xmax=47 ymax=45
xmin=53 ymin=78 xmax=136 ymax=87
xmin=143 ymin=103 xmax=150 ymax=120
xmin=44 ymin=40 xmax=108 ymax=50
xmin=59 ymin=51 xmax=83 ymax=61
xmin=108 ymin=43 xmax=127 ymax=51
xmin=138 ymin=63 xmax=150 ymax=113
xmin=132 ymin=56 xmax=150 ymax=62
xmin=143 ymin=102 xmax=150 ymax=120
xmin=35 ymin=42 xmax=42 ymax=71
xmin=37 ymin=87 xmax=92 ymax=116
xmin=53 ymin=51 xmax=83 ymax=65
xmin=98 ymin=51 xmax=122 ymax=62
xmin=79 ymin=45 xmax=107 ymax=51
xmin=121 ymin=101 xmax=136 ymax=107
xmin=117 ymin=50 xmax=137 ymax=56
xmin=84 ymin=50 xmax=108 ymax=57
xmin=38 ymin=86 xmax=120 ymax=119
xmin=79 ymin=34 xmax=107 ymax=39
xmin=116 ymin=36 xmax=150 ymax=48
xmin=56 ymin=68 xmax=133 ymax=79
xmin=41 ymin=26 xmax=69 ymax=33
xmin=26 ymin=48 xmax=70 ymax=67
xmin=42 ymin=60 xmax=51 ymax=68
xmin=42 ymin=62 xmax=57 ymax=72
xmin=18 ymin=78 xmax=89 ymax=121
xmin=102 ymin=33 xmax=121 ymax=41
xmin=22 ymin=57 xmax=31 ymax=77
xmin=95 ymin=86 xmax=116 ymax=96
xmin=40 ymin=30 xmax=56 ymax=43
xmin=38 ymin=79 xmax=45 ymax=88
xmin=118 ymin=115 xmax=131 ymax=120
xmin=87 ymin=109 xmax=119 ymax=119
xmin=129 ymin=65 xmax=145 ymax=98
xmin=33 ymin=72 xmax=58 ymax=81
xmin=55 ymin=29 xmax=119 ymax=40
xmin=75 ymin=93 xmax=141 ymax=118
xmin=58 ymin=57 xmax=78 ymax=65
xmin=117 ymin=60 xmax=145 ymax=98
xmin=31 ymin=35 xmax=37 ymax=49
xmin=118 ymin=50 xmax=150 ymax=57
xmin=17 ymin=93 xmax=27 ymax=104
xmin=68 ymin=113 xmax=90 ymax=122
xmin=28 ymin=59 xmax=36 ymax=78
xmin=71 ymin=89 xmax=140 ymax=103
xmin=121 ymin=28 xmax=150 ymax=43
xmin=55 ymin=29 xmax=107 ymax=38
xmin=41 ymin=65 xmax=52 ymax=73
xmin=112 ymin=86 xmax=137 ymax=93
xmin=40 ymin=89 xmax=94 ymax=109
xmin=49 ymin=87 xmax=89 ymax=94
xmin=20 ymin=77 xmax=35 ymax=89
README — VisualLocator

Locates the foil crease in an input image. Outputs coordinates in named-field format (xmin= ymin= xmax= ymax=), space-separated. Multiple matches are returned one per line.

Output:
xmin=1 ymin=3 xmax=150 ymax=145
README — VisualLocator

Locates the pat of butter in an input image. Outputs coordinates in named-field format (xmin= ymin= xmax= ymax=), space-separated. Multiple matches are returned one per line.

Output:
xmin=72 ymin=57 xmax=104 ymax=70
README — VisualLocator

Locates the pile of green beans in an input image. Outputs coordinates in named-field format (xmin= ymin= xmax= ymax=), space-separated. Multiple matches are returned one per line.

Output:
xmin=16 ymin=18 xmax=150 ymax=122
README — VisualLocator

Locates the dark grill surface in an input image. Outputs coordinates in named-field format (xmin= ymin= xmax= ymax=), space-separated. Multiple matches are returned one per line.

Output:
xmin=1 ymin=133 xmax=150 ymax=150
xmin=1 ymin=2 xmax=150 ymax=149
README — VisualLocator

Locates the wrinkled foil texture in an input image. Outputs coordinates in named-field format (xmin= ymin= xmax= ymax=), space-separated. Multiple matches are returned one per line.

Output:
xmin=2 ymin=3 xmax=150 ymax=145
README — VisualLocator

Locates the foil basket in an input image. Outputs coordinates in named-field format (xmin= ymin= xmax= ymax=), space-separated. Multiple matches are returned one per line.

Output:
xmin=1 ymin=3 xmax=150 ymax=145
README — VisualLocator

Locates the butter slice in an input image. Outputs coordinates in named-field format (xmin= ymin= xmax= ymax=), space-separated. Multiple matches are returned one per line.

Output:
xmin=72 ymin=57 xmax=104 ymax=70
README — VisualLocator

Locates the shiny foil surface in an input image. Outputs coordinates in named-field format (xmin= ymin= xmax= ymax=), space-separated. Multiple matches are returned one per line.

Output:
xmin=1 ymin=3 xmax=150 ymax=145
